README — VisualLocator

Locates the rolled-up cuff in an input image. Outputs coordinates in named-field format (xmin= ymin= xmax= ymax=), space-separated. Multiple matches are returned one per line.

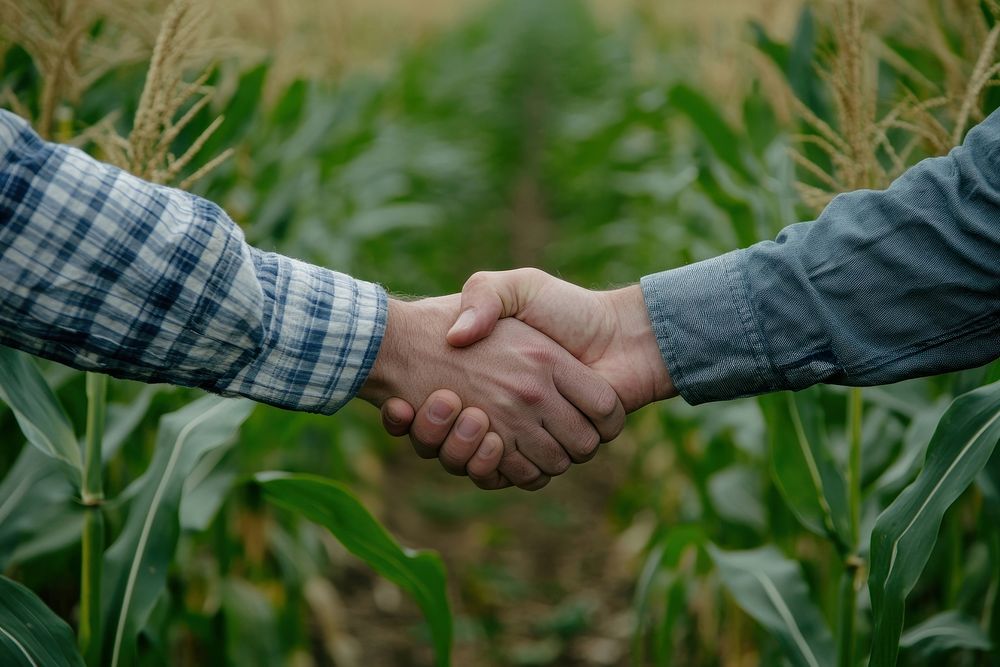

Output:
xmin=640 ymin=251 xmax=777 ymax=404
xmin=215 ymin=249 xmax=387 ymax=414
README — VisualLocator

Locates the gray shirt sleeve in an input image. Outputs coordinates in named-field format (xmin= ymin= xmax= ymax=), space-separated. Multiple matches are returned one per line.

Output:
xmin=641 ymin=108 xmax=1000 ymax=404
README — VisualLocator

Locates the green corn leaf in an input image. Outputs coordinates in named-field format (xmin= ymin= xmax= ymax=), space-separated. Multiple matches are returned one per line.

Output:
xmin=220 ymin=577 xmax=282 ymax=667
xmin=0 ymin=445 xmax=75 ymax=569
xmin=100 ymin=386 xmax=159 ymax=463
xmin=899 ymin=610 xmax=991 ymax=657
xmin=0 ymin=347 xmax=81 ymax=486
xmin=868 ymin=380 xmax=1000 ymax=667
xmin=633 ymin=524 xmax=705 ymax=625
xmin=751 ymin=7 xmax=818 ymax=111
xmin=256 ymin=472 xmax=452 ymax=667
xmin=8 ymin=511 xmax=85 ymax=567
xmin=872 ymin=399 xmax=949 ymax=498
xmin=0 ymin=388 xmax=160 ymax=568
xmin=979 ymin=443 xmax=1000 ymax=522
xmin=707 ymin=465 xmax=766 ymax=531
xmin=101 ymin=396 xmax=254 ymax=667
xmin=760 ymin=390 xmax=852 ymax=552
xmin=0 ymin=575 xmax=85 ymax=667
xmin=709 ymin=544 xmax=835 ymax=667
xmin=633 ymin=525 xmax=704 ymax=664
xmin=179 ymin=448 xmax=237 ymax=532
xmin=669 ymin=83 xmax=754 ymax=182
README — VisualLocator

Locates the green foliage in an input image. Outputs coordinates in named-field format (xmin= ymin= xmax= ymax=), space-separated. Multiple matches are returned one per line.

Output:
xmin=898 ymin=610 xmax=992 ymax=658
xmin=710 ymin=544 xmax=836 ymax=667
xmin=869 ymin=381 xmax=1000 ymax=667
xmin=0 ymin=348 xmax=82 ymax=485
xmin=101 ymin=396 xmax=255 ymax=667
xmin=761 ymin=389 xmax=851 ymax=551
xmin=256 ymin=472 xmax=453 ymax=666
xmin=1 ymin=0 xmax=1000 ymax=665
xmin=0 ymin=575 xmax=84 ymax=667
xmin=0 ymin=437 xmax=77 ymax=571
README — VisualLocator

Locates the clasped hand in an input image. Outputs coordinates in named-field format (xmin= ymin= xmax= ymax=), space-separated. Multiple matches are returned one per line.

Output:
xmin=358 ymin=269 xmax=675 ymax=491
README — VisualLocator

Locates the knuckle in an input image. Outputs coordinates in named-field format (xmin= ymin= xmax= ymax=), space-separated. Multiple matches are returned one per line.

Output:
xmin=507 ymin=462 xmax=541 ymax=487
xmin=539 ymin=456 xmax=570 ymax=476
xmin=594 ymin=386 xmax=621 ymax=419
xmin=463 ymin=271 xmax=492 ymax=291
xmin=517 ymin=267 xmax=545 ymax=281
xmin=576 ymin=431 xmax=601 ymax=462
xmin=522 ymin=475 xmax=550 ymax=492
xmin=522 ymin=344 xmax=555 ymax=365
xmin=514 ymin=381 xmax=548 ymax=407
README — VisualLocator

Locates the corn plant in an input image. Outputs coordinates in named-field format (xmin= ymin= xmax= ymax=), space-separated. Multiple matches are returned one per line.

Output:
xmin=633 ymin=2 xmax=1000 ymax=665
xmin=2 ymin=0 xmax=999 ymax=664
xmin=0 ymin=1 xmax=451 ymax=665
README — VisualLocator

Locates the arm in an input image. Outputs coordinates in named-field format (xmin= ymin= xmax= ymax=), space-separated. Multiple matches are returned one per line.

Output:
xmin=643 ymin=107 xmax=1000 ymax=402
xmin=0 ymin=109 xmax=382 ymax=414
xmin=390 ymin=107 xmax=1000 ymax=474
xmin=0 ymin=110 xmax=623 ymax=489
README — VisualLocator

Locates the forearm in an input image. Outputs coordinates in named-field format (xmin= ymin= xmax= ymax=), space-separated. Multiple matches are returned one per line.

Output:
xmin=0 ymin=110 xmax=386 ymax=413
xmin=643 ymin=108 xmax=1000 ymax=403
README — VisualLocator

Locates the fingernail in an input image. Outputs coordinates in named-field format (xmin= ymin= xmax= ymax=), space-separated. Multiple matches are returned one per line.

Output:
xmin=384 ymin=411 xmax=401 ymax=425
xmin=448 ymin=308 xmax=476 ymax=336
xmin=476 ymin=438 xmax=499 ymax=459
xmin=456 ymin=415 xmax=482 ymax=439
xmin=428 ymin=399 xmax=454 ymax=424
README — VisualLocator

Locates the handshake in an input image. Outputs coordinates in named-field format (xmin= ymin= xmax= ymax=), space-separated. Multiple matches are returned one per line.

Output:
xmin=357 ymin=268 xmax=676 ymax=491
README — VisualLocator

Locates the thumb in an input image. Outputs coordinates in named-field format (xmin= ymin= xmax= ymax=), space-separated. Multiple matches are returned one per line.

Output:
xmin=381 ymin=397 xmax=416 ymax=437
xmin=446 ymin=269 xmax=544 ymax=347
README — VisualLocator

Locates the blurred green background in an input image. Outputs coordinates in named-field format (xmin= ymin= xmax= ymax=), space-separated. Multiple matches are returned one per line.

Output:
xmin=2 ymin=0 xmax=1000 ymax=665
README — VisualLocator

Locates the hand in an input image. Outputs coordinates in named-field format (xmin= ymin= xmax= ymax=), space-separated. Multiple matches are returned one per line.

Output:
xmin=359 ymin=294 xmax=626 ymax=490
xmin=381 ymin=269 xmax=675 ymax=485
xmin=382 ymin=389 xmax=510 ymax=490
xmin=448 ymin=269 xmax=674 ymax=411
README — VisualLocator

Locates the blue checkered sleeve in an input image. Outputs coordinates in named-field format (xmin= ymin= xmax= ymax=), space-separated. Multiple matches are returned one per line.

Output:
xmin=0 ymin=110 xmax=386 ymax=414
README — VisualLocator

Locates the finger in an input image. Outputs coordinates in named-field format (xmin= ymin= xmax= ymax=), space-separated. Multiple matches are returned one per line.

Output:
xmin=381 ymin=398 xmax=416 ymax=437
xmin=519 ymin=473 xmax=551 ymax=492
xmin=540 ymin=396 xmax=602 ymax=464
xmin=512 ymin=429 xmax=572 ymax=477
xmin=496 ymin=445 xmax=551 ymax=490
xmin=468 ymin=432 xmax=510 ymax=490
xmin=438 ymin=407 xmax=490 ymax=475
xmin=446 ymin=268 xmax=547 ymax=347
xmin=552 ymin=355 xmax=626 ymax=443
xmin=408 ymin=389 xmax=463 ymax=459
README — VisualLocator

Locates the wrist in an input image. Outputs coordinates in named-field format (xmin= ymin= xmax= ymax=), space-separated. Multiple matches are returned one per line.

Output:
xmin=357 ymin=295 xmax=462 ymax=407
xmin=358 ymin=298 xmax=414 ymax=406
xmin=607 ymin=285 xmax=676 ymax=401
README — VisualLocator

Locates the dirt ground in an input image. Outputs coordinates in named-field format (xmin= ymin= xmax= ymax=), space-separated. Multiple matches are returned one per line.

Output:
xmin=333 ymin=439 xmax=648 ymax=667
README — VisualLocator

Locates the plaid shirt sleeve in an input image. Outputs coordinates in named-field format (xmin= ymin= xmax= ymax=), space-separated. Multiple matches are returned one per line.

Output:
xmin=0 ymin=110 xmax=386 ymax=414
